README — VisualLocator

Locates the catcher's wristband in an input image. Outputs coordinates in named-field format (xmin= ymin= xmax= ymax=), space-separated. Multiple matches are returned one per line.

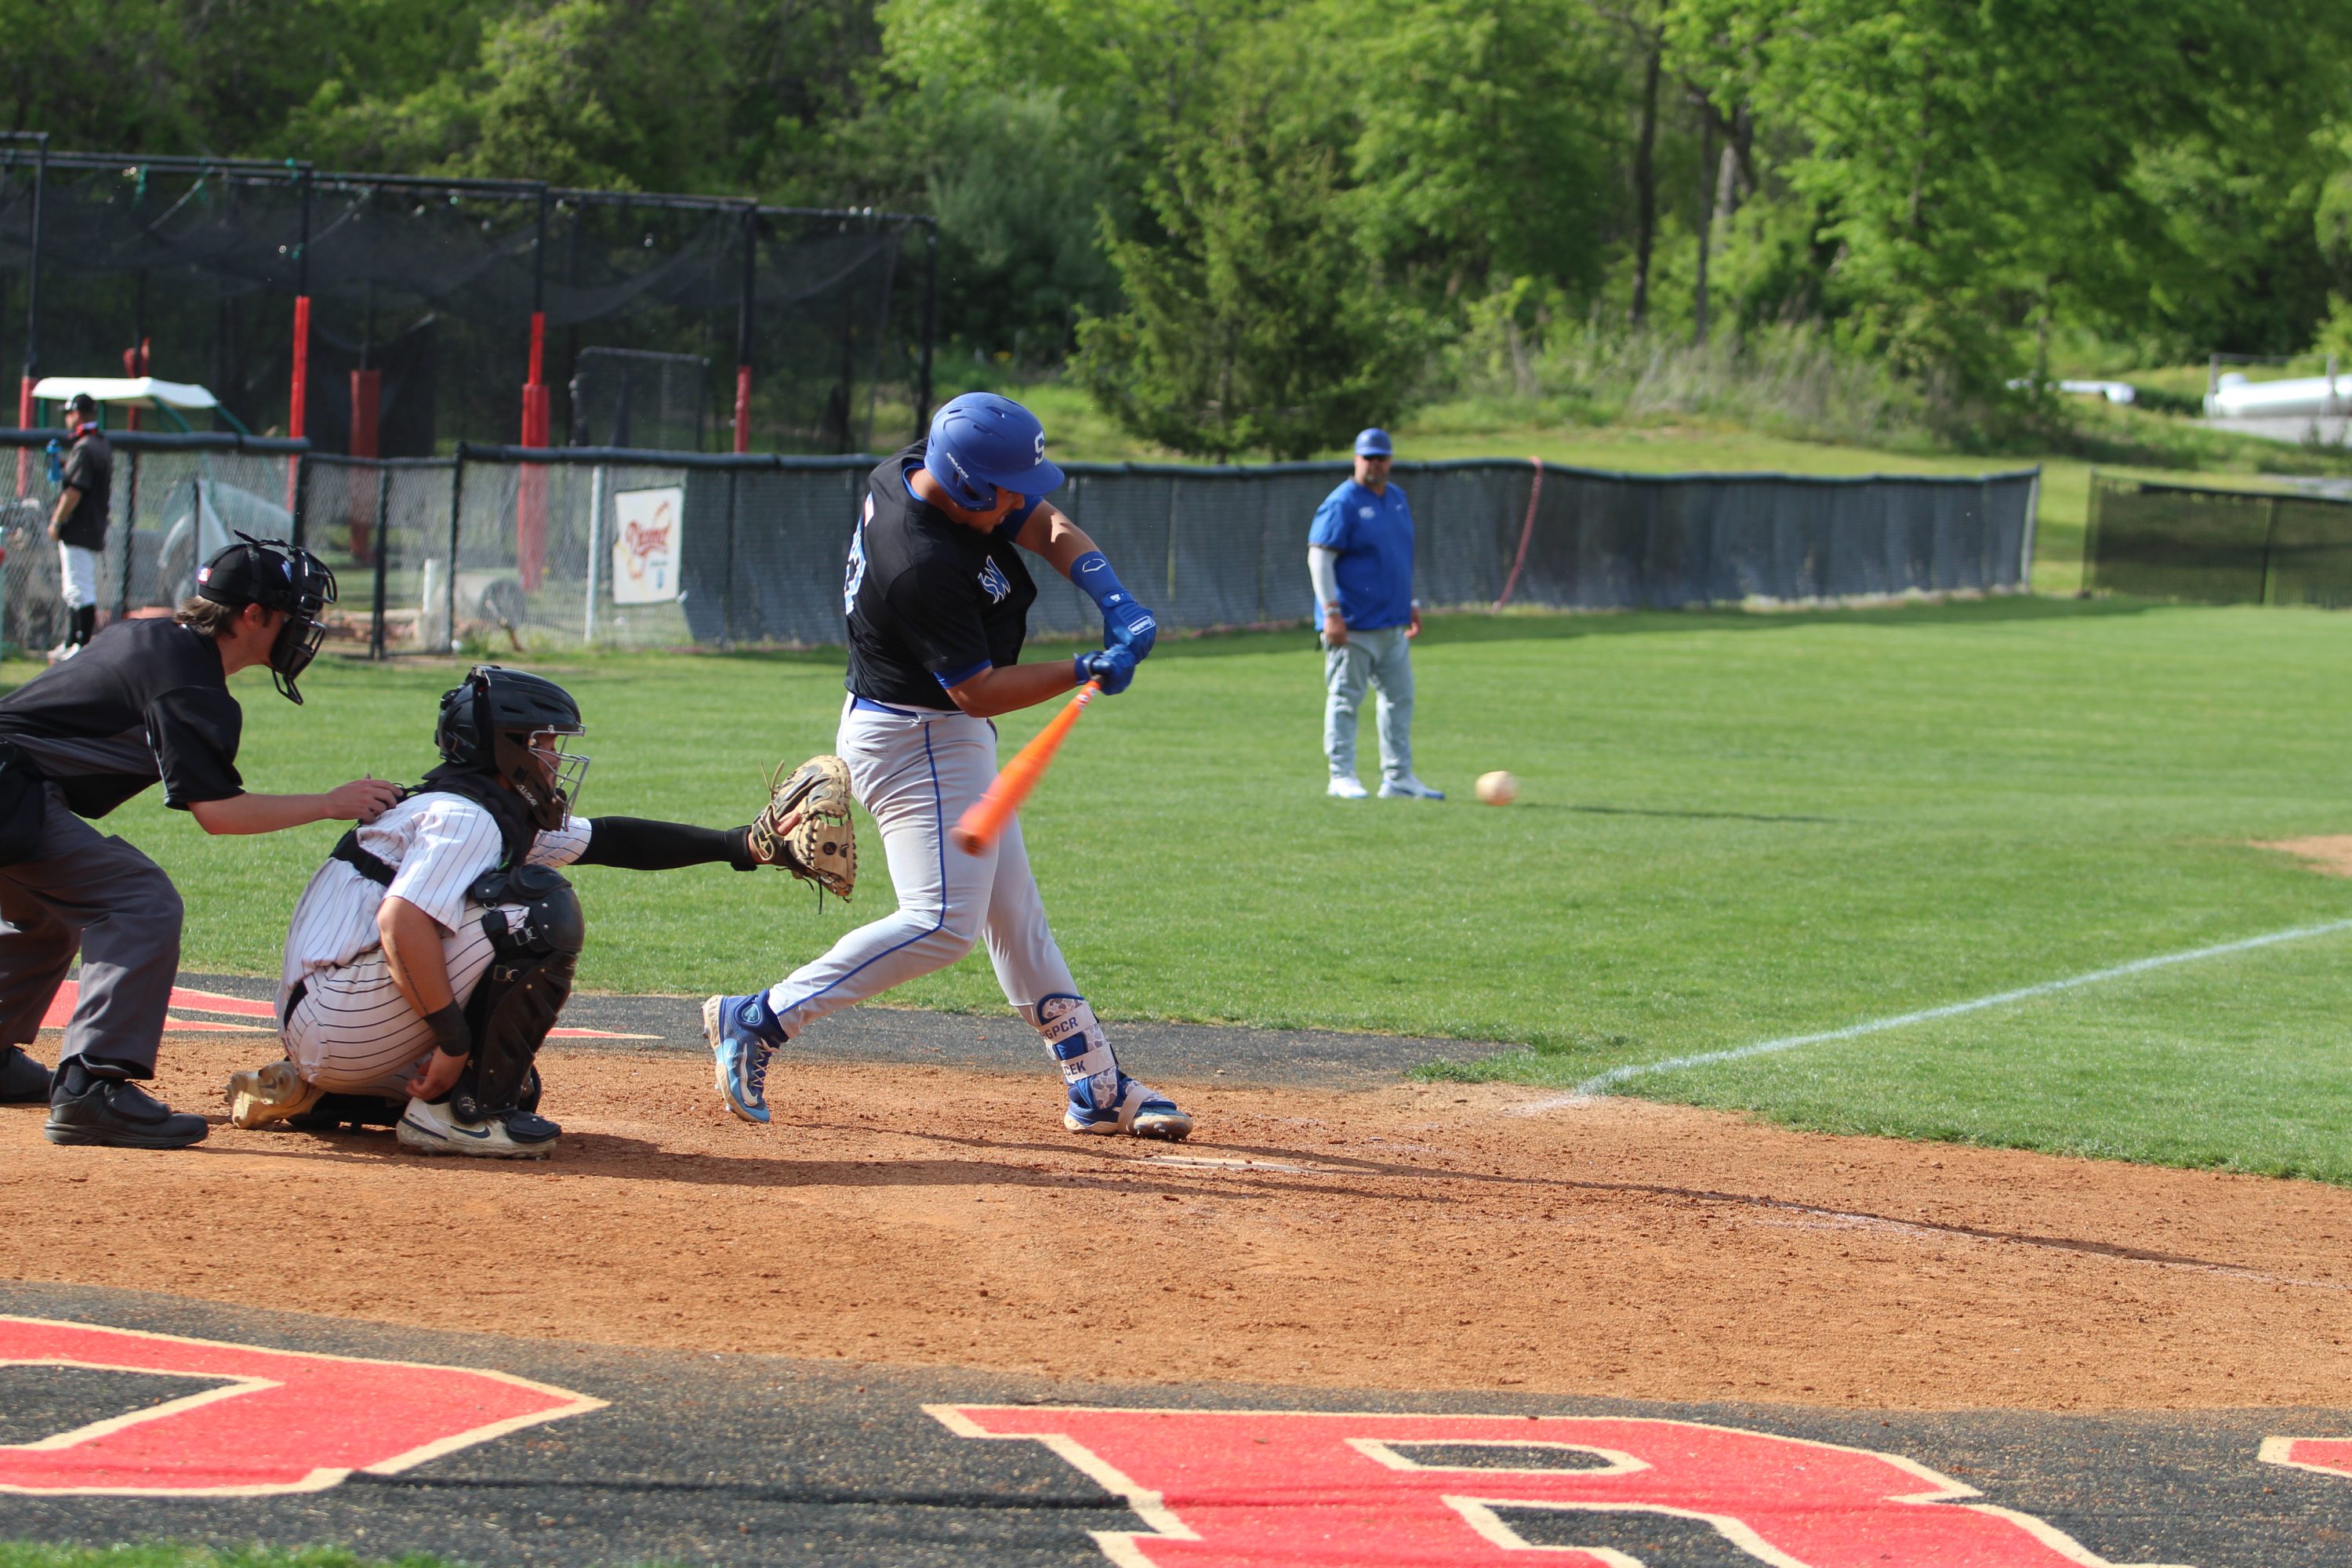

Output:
xmin=423 ymin=1001 xmax=471 ymax=1058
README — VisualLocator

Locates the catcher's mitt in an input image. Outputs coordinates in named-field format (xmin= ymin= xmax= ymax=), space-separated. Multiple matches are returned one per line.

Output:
xmin=750 ymin=753 xmax=856 ymax=898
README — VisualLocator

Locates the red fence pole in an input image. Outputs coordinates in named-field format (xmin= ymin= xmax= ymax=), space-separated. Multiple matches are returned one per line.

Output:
xmin=15 ymin=378 xmax=31 ymax=494
xmin=1493 ymin=457 xmax=1544 ymax=612
xmin=517 ymin=310 xmax=548 ymax=591
xmin=734 ymin=364 xmax=753 ymax=453
xmin=285 ymin=294 xmax=311 ymax=514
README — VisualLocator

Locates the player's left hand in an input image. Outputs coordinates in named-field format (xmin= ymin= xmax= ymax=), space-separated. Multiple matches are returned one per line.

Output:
xmin=1101 ymin=593 xmax=1157 ymax=661
xmin=1406 ymin=604 xmax=1422 ymax=639
xmin=1078 ymin=645 xmax=1138 ymax=695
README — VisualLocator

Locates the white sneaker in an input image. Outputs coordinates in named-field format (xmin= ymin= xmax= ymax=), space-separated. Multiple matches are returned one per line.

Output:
xmin=45 ymin=643 xmax=76 ymax=664
xmin=1327 ymin=775 xmax=1369 ymax=800
xmin=1378 ymin=775 xmax=1446 ymax=800
xmin=227 ymin=1058 xmax=322 ymax=1129
xmin=396 ymin=1095 xmax=561 ymax=1159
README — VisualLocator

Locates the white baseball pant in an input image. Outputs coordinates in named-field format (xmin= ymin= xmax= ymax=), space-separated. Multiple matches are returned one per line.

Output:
xmin=762 ymin=695 xmax=1120 ymax=1098
xmin=281 ymin=899 xmax=516 ymax=1099
xmin=57 ymin=543 xmax=100 ymax=611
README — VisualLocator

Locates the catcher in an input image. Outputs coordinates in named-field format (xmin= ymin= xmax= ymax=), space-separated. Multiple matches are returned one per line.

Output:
xmin=225 ymin=664 xmax=855 ymax=1158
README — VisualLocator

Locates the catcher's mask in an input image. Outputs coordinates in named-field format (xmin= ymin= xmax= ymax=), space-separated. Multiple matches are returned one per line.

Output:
xmin=434 ymin=665 xmax=590 ymax=830
xmin=194 ymin=532 xmax=338 ymax=705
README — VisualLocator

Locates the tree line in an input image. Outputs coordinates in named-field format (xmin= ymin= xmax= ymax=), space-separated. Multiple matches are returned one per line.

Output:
xmin=9 ymin=0 xmax=2351 ymax=456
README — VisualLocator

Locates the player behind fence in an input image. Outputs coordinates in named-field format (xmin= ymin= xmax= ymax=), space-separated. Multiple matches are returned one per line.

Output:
xmin=702 ymin=390 xmax=1192 ymax=1140
xmin=225 ymin=664 xmax=855 ymax=1158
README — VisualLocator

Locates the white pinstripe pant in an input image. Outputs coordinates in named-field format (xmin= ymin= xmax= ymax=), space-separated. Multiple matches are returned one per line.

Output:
xmin=281 ymin=902 xmax=514 ymax=1099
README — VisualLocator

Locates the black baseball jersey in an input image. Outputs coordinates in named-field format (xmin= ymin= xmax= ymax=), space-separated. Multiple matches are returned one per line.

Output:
xmin=56 ymin=427 xmax=112 ymax=550
xmin=0 ymin=618 xmax=244 ymax=818
xmin=843 ymin=443 xmax=1041 ymax=710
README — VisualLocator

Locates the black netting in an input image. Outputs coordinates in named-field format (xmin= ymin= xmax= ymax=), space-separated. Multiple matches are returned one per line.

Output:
xmin=0 ymin=154 xmax=927 ymax=459
xmin=569 ymin=347 xmax=710 ymax=452
xmin=2085 ymin=477 xmax=2281 ymax=603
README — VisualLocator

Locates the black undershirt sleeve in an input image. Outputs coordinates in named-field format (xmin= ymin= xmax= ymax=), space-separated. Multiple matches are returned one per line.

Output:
xmin=577 ymin=816 xmax=757 ymax=872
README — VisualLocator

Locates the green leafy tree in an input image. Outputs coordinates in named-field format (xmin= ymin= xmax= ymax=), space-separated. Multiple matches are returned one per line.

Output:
xmin=1074 ymin=70 xmax=1427 ymax=459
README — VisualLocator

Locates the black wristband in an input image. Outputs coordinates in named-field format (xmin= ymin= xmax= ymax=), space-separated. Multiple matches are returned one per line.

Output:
xmin=424 ymin=1001 xmax=472 ymax=1058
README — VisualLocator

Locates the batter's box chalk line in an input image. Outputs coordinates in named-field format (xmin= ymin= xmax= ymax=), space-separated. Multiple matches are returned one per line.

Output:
xmin=1519 ymin=913 xmax=2352 ymax=1112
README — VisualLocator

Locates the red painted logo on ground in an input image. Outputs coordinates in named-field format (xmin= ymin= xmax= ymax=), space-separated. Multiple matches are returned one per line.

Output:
xmin=0 ymin=1316 xmax=604 ymax=1495
xmin=2262 ymin=1435 xmax=2352 ymax=1479
xmin=935 ymin=1406 xmax=2171 ymax=1566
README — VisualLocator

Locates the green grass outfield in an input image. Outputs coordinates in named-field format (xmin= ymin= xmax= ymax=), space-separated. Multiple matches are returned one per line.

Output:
xmin=16 ymin=595 xmax=2352 ymax=1181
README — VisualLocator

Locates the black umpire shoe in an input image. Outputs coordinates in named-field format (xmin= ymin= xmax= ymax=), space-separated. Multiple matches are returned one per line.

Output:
xmin=44 ymin=1061 xmax=208 ymax=1149
xmin=0 ymin=1045 xmax=50 ymax=1103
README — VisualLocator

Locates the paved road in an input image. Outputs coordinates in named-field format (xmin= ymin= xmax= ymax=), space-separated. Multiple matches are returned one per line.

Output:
xmin=2 ymin=1283 xmax=2345 ymax=1566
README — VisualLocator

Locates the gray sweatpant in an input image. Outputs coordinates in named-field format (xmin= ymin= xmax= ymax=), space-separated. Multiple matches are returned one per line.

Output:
xmin=0 ymin=783 xmax=183 ymax=1076
xmin=1323 ymin=626 xmax=1415 ymax=785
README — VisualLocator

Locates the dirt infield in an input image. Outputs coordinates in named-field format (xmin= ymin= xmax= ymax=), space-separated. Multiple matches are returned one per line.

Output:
xmin=7 ymin=1036 xmax=2350 ymax=1417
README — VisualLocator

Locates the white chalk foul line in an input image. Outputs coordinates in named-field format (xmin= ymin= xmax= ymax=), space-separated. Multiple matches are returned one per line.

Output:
xmin=1521 ymin=914 xmax=2352 ymax=1112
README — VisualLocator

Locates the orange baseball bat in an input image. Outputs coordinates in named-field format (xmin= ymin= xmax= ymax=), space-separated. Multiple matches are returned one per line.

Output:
xmin=951 ymin=681 xmax=1100 ymax=856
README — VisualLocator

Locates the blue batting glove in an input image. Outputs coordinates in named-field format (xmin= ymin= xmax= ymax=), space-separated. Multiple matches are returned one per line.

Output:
xmin=1071 ymin=550 xmax=1156 ymax=660
xmin=1073 ymin=646 xmax=1138 ymax=696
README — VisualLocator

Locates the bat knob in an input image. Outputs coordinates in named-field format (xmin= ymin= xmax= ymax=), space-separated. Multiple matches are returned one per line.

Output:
xmin=949 ymin=826 xmax=985 ymax=857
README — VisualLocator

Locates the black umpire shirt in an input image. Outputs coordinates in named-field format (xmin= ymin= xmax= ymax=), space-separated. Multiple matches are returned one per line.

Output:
xmin=844 ymin=442 xmax=1041 ymax=710
xmin=0 ymin=619 xmax=245 ymax=818
xmin=56 ymin=426 xmax=112 ymax=550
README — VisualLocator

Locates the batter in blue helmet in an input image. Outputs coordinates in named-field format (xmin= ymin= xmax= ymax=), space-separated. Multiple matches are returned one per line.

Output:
xmin=702 ymin=392 xmax=1192 ymax=1138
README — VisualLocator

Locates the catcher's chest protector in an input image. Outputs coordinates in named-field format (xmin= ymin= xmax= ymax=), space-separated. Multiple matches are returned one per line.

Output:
xmin=452 ymin=866 xmax=584 ymax=1121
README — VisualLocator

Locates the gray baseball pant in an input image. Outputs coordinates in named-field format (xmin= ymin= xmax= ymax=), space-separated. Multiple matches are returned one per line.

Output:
xmin=0 ymin=783 xmax=182 ymax=1076
xmin=1323 ymin=626 xmax=1415 ymax=785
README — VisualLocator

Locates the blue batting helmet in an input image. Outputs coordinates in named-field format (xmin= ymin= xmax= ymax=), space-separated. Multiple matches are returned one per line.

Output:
xmin=923 ymin=393 xmax=1065 ymax=510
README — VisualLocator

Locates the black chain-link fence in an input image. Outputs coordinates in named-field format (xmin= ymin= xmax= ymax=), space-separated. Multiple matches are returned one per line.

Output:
xmin=2085 ymin=474 xmax=2352 ymax=607
xmin=0 ymin=435 xmax=2038 ymax=655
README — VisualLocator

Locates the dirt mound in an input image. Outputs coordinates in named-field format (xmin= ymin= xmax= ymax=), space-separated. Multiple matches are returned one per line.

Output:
xmin=2255 ymin=834 xmax=2352 ymax=877
xmin=5 ymin=1037 xmax=2350 ymax=1413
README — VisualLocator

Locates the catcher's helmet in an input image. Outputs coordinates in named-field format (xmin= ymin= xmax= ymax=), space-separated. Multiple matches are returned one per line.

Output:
xmin=194 ymin=532 xmax=338 ymax=706
xmin=920 ymin=392 xmax=1064 ymax=511
xmin=434 ymin=665 xmax=589 ymax=830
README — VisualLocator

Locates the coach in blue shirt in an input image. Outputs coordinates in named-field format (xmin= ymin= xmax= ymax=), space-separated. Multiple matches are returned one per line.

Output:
xmin=1308 ymin=429 xmax=1442 ymax=800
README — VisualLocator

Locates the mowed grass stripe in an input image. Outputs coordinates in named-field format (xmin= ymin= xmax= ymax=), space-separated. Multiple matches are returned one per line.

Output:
xmin=13 ymin=595 xmax=2351 ymax=1177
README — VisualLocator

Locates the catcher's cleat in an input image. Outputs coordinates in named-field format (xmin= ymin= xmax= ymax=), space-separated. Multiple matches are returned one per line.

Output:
xmin=287 ymin=1091 xmax=406 ymax=1132
xmin=1065 ymin=1075 xmax=1193 ymax=1141
xmin=0 ymin=1044 xmax=51 ymax=1103
xmin=706 ymin=992 xmax=784 ymax=1125
xmin=749 ymin=754 xmax=857 ymax=898
xmin=227 ymin=1058 xmax=324 ymax=1129
xmin=396 ymin=1095 xmax=560 ymax=1159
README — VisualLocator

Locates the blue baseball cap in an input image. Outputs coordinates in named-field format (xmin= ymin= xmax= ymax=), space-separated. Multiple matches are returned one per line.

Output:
xmin=1354 ymin=427 xmax=1393 ymax=458
xmin=924 ymin=392 xmax=1065 ymax=510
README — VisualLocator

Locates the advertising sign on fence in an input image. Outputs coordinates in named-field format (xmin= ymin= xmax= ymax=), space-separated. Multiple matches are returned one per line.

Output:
xmin=612 ymin=486 xmax=683 ymax=604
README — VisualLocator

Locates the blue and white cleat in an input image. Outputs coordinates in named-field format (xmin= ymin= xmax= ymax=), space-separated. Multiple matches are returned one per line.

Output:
xmin=1377 ymin=775 xmax=1446 ymax=800
xmin=705 ymin=993 xmax=784 ymax=1124
xmin=1065 ymin=1074 xmax=1193 ymax=1141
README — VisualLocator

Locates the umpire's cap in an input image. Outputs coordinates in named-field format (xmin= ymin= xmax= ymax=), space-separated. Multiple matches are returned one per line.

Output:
xmin=194 ymin=533 xmax=339 ymax=705
xmin=922 ymin=392 xmax=1064 ymax=510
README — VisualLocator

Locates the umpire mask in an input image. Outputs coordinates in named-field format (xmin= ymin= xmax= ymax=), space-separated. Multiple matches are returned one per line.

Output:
xmin=194 ymin=533 xmax=339 ymax=705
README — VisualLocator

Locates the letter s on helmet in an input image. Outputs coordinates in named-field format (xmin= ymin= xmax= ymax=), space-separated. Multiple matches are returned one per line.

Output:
xmin=920 ymin=392 xmax=1065 ymax=510
xmin=193 ymin=532 xmax=337 ymax=705
xmin=434 ymin=665 xmax=590 ymax=830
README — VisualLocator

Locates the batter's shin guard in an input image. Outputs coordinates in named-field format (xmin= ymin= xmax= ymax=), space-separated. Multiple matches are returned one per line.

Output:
xmin=1028 ymin=993 xmax=1119 ymax=1110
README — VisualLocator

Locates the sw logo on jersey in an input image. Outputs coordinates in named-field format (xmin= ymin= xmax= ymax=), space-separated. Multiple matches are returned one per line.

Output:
xmin=978 ymin=557 xmax=1012 ymax=604
xmin=1359 ymin=505 xmax=1375 ymax=519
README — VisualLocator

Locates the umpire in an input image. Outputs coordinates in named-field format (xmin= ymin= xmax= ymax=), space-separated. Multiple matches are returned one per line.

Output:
xmin=46 ymin=393 xmax=111 ymax=659
xmin=0 ymin=535 xmax=401 ymax=1146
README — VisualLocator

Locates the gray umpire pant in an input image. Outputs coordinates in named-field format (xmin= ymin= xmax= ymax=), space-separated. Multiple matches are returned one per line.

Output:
xmin=0 ymin=783 xmax=182 ymax=1076
xmin=1323 ymin=626 xmax=1415 ymax=785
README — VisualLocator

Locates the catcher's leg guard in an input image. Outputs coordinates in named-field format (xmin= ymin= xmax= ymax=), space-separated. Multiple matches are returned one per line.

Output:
xmin=449 ymin=867 xmax=582 ymax=1125
xmin=1026 ymin=993 xmax=1119 ymax=1108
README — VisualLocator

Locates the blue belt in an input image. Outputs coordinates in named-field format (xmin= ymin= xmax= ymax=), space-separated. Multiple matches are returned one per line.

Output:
xmin=849 ymin=695 xmax=949 ymax=718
